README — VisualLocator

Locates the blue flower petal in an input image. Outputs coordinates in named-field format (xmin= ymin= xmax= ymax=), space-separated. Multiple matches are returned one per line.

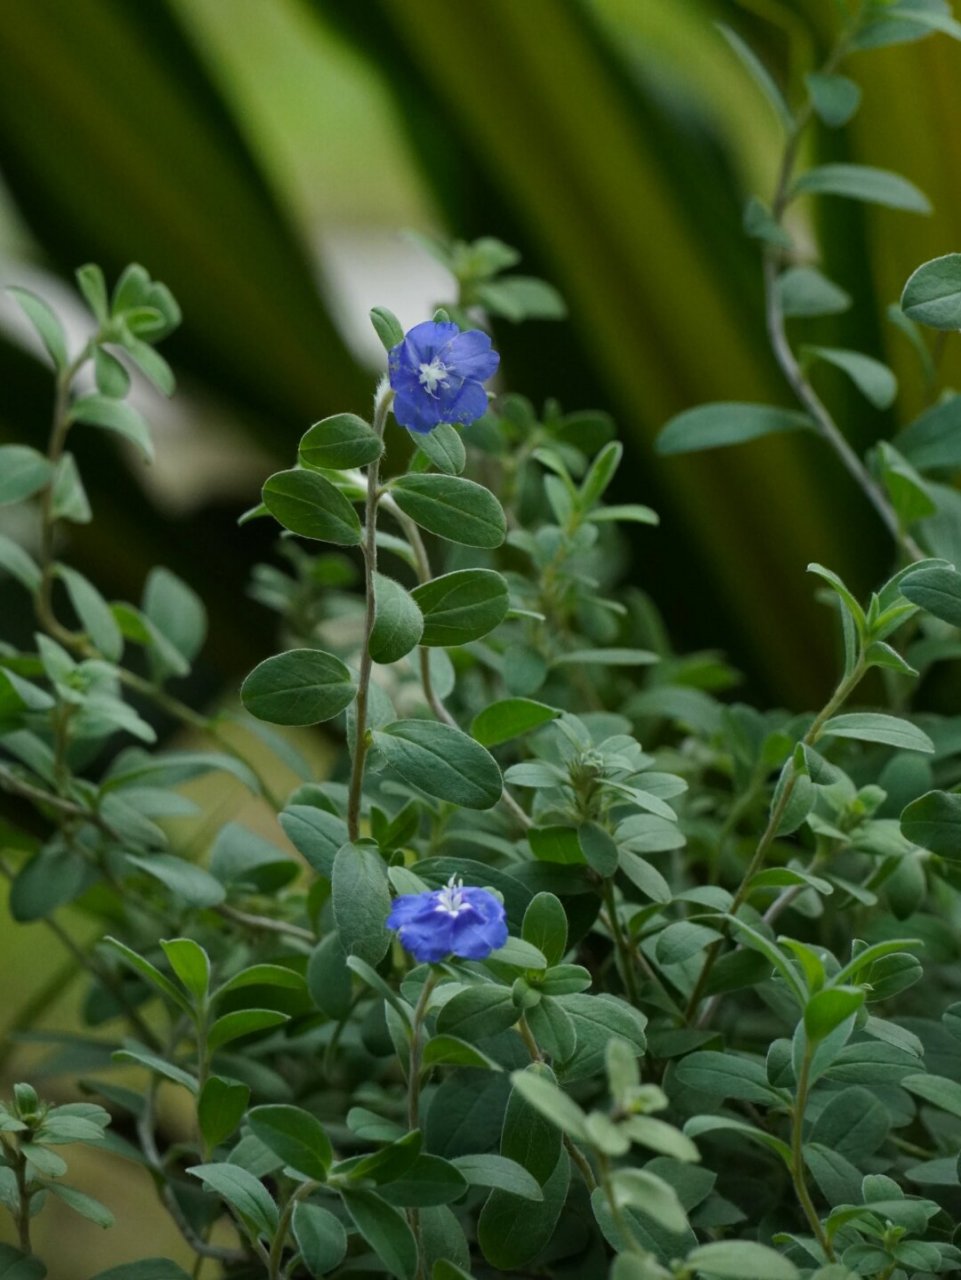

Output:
xmin=386 ymin=893 xmax=435 ymax=928
xmin=442 ymin=330 xmax=500 ymax=382
xmin=451 ymin=911 xmax=508 ymax=959
xmin=443 ymin=379 xmax=488 ymax=426
xmin=393 ymin=390 xmax=443 ymax=434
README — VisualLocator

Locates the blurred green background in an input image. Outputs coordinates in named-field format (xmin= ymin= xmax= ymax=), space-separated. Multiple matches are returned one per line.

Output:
xmin=0 ymin=1 xmax=960 ymax=1266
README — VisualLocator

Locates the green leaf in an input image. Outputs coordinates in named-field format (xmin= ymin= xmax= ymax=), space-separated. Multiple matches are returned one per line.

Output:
xmin=507 ymin=1068 xmax=589 ymax=1141
xmin=609 ymin=1168 xmax=688 ymax=1233
xmin=7 ymin=285 xmax=68 ymax=369
xmin=716 ymin=23 xmax=791 ymax=131
xmin=111 ymin=1048 xmax=198 ymax=1094
xmin=656 ymin=402 xmax=813 ymax=454
xmin=902 ymin=1072 xmax=961 ymax=1118
xmin=876 ymin=441 xmax=937 ymax=523
xmin=578 ymin=822 xmax=619 ymax=876
xmin=299 ymin=413 xmax=383 ymax=470
xmin=0 ymin=445 xmax=52 ymax=506
xmin=340 ymin=1188 xmax=417 ymax=1280
xmin=370 ymin=305 xmax=405 ymax=351
xmin=673 ymin=1051 xmax=782 ymax=1104
xmin=471 ymin=697 xmax=560 ymax=747
xmin=279 ymin=805 xmax=348 ymax=878
xmin=793 ymin=163 xmax=931 ymax=213
xmin=370 ymin=574 xmax=424 ymax=664
xmin=247 ymin=1105 xmax=333 ymax=1180
xmin=262 ymin=468 xmax=362 ymax=545
xmin=478 ymin=1147 xmax=569 ymax=1270
xmin=206 ymin=1009 xmax=289 ymax=1052
xmin=683 ymin=1114 xmax=791 ymax=1166
xmin=55 ymin=565 xmax=123 ymax=661
xmin=806 ymin=347 xmax=897 ymax=410
xmin=777 ymin=267 xmax=851 ymax=318
xmin=421 ymin=1035 xmax=502 ymax=1072
xmin=415 ymin=423 xmax=466 ymax=475
xmin=198 ymin=1076 xmax=250 ymax=1150
xmin=552 ymin=647 xmax=658 ymax=667
xmin=743 ymin=195 xmax=793 ymax=248
xmin=805 ymin=72 xmax=862 ymax=127
xmin=292 ymin=1202 xmax=348 ymax=1277
xmin=159 ymin=938 xmax=209 ymax=1001
xmin=451 ymin=1153 xmax=542 ymax=1199
xmin=68 ymin=394 xmax=153 ymax=461
xmin=655 ymin=921 xmax=722 ymax=966
xmin=901 ymin=790 xmax=961 ymax=858
xmin=686 ymin=1241 xmax=798 ymax=1279
xmin=412 ymin=569 xmax=509 ymax=646
xmin=390 ymin=474 xmax=506 ymax=547
xmin=901 ymin=563 xmax=961 ymax=625
xmin=241 ymin=648 xmax=356 ymax=726
xmin=522 ymin=892 xmax=568 ymax=967
xmin=213 ymin=963 xmax=306 ymax=1001
xmin=142 ymin=566 xmax=207 ymax=668
xmin=101 ymin=936 xmax=191 ymax=1015
xmin=821 ymin=712 xmax=933 ymax=752
xmin=804 ymin=986 xmax=865 ymax=1043
xmin=374 ymin=720 xmax=503 ymax=809
xmin=43 ymin=1181 xmax=114 ymax=1228
xmin=332 ymin=841 xmax=392 ymax=966
xmin=588 ymin=502 xmax=659 ymax=525
xmin=94 ymin=346 xmax=130 ymax=397
xmin=436 ymin=986 xmax=519 ymax=1042
xmin=51 ymin=453 xmax=91 ymax=524
xmin=475 ymin=275 xmax=566 ymax=321
xmin=126 ymin=854 xmax=226 ymax=908
xmin=901 ymin=253 xmax=961 ymax=330
xmin=187 ymin=1162 xmax=278 ymax=1237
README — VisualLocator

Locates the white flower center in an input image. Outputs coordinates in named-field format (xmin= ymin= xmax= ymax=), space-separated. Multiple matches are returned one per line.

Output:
xmin=435 ymin=875 xmax=470 ymax=916
xmin=417 ymin=357 xmax=450 ymax=396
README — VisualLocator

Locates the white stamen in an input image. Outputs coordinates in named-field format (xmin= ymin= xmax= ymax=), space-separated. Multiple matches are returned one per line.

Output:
xmin=435 ymin=874 xmax=470 ymax=916
xmin=418 ymin=357 xmax=450 ymax=396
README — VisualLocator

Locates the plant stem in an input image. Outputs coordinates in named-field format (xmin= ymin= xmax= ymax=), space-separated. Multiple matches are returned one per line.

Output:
xmin=791 ymin=1045 xmax=833 ymax=1259
xmin=383 ymin=498 xmax=532 ymax=831
xmin=13 ymin=1145 xmax=32 ymax=1253
xmin=407 ymin=969 xmax=439 ymax=1280
xmin=685 ymin=654 xmax=866 ymax=1024
xmin=137 ymin=1079 xmax=247 ymax=1264
xmin=602 ymin=880 xmax=640 ymax=1008
xmin=35 ymin=350 xmax=90 ymax=642
xmin=347 ymin=383 xmax=392 ymax=842
xmin=762 ymin=25 xmax=922 ymax=564
xmin=515 ymin=1014 xmax=598 ymax=1192
xmin=268 ymin=1181 xmax=320 ymax=1280
xmin=213 ymin=902 xmax=314 ymax=944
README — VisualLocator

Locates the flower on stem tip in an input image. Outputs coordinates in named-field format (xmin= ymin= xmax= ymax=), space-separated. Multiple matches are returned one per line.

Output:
xmin=388 ymin=320 xmax=499 ymax=434
xmin=386 ymin=875 xmax=508 ymax=963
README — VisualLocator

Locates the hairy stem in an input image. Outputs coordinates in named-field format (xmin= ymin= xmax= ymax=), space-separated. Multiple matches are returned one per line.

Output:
xmin=347 ymin=384 xmax=392 ymax=842
xmin=13 ymin=1145 xmax=32 ymax=1253
xmin=792 ymin=1045 xmax=833 ymax=1258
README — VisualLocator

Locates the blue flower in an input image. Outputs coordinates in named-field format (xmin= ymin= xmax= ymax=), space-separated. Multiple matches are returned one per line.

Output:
xmin=386 ymin=875 xmax=508 ymax=963
xmin=388 ymin=321 xmax=499 ymax=434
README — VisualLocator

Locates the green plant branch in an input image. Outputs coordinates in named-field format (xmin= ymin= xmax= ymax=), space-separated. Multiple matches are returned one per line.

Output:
xmin=137 ymin=1076 xmax=248 ymax=1266
xmin=0 ymin=852 xmax=162 ymax=1051
xmin=686 ymin=653 xmax=866 ymax=1024
xmin=791 ymin=1044 xmax=833 ymax=1258
xmin=347 ymin=383 xmax=392 ymax=842
xmin=213 ymin=902 xmax=314 ymax=944
xmin=384 ymin=498 xmax=532 ymax=830
xmin=761 ymin=13 xmax=922 ymax=564
xmin=268 ymin=1180 xmax=320 ymax=1280
xmin=601 ymin=882 xmax=640 ymax=1008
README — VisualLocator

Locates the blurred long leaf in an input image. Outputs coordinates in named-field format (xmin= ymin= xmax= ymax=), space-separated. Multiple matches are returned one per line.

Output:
xmin=0 ymin=0 xmax=367 ymax=429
